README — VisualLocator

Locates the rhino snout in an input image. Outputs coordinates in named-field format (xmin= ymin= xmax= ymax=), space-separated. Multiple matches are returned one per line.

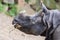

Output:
xmin=12 ymin=19 xmax=21 ymax=28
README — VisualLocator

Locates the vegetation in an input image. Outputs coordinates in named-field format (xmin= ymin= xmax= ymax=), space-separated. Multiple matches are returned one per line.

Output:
xmin=0 ymin=3 xmax=8 ymax=12
xmin=7 ymin=4 xmax=17 ymax=17
xmin=25 ymin=0 xmax=60 ymax=11
xmin=0 ymin=0 xmax=60 ymax=17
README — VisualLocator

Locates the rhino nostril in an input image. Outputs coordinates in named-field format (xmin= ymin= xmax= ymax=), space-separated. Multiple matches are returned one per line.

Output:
xmin=14 ymin=24 xmax=17 ymax=28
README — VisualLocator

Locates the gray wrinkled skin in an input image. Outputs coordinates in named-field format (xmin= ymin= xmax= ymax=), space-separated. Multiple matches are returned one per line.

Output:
xmin=41 ymin=2 xmax=60 ymax=40
xmin=12 ymin=12 xmax=46 ymax=35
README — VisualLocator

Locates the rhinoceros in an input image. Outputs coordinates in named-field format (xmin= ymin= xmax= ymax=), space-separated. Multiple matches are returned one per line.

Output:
xmin=12 ymin=1 xmax=60 ymax=40
xmin=12 ymin=11 xmax=47 ymax=35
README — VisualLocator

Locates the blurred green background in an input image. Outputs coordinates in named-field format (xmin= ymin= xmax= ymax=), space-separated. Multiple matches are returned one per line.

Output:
xmin=0 ymin=0 xmax=60 ymax=17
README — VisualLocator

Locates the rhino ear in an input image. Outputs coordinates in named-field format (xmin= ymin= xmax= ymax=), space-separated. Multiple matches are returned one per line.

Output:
xmin=40 ymin=0 xmax=49 ymax=14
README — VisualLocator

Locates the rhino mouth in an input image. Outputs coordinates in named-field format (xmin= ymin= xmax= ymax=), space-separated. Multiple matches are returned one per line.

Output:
xmin=12 ymin=19 xmax=22 ymax=28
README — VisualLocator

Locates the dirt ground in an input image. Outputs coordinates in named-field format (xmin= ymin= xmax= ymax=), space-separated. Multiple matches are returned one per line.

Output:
xmin=0 ymin=13 xmax=45 ymax=40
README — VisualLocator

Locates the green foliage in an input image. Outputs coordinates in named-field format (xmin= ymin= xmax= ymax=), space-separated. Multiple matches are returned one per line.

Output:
xmin=0 ymin=2 xmax=18 ymax=17
xmin=25 ymin=0 xmax=60 ymax=11
xmin=0 ymin=3 xmax=7 ymax=12
xmin=0 ymin=0 xmax=2 ymax=2
xmin=0 ymin=0 xmax=60 ymax=17
xmin=25 ymin=0 xmax=30 ymax=3
xmin=43 ymin=0 xmax=57 ymax=9
xmin=6 ymin=5 xmax=17 ymax=17
xmin=0 ymin=3 xmax=4 ymax=12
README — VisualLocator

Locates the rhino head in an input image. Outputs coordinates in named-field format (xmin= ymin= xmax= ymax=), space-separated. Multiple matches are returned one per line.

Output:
xmin=12 ymin=11 xmax=47 ymax=35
